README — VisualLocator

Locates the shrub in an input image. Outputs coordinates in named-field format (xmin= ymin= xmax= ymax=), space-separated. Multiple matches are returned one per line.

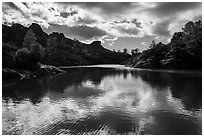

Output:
xmin=14 ymin=29 xmax=45 ymax=70
xmin=30 ymin=41 xmax=45 ymax=61
xmin=15 ymin=48 xmax=40 ymax=70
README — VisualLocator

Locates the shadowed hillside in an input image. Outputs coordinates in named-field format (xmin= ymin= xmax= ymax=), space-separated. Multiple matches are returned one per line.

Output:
xmin=3 ymin=23 xmax=131 ymax=67
xmin=125 ymin=20 xmax=202 ymax=70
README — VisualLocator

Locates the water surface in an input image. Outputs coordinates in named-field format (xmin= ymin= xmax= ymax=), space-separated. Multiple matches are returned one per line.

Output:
xmin=2 ymin=65 xmax=202 ymax=135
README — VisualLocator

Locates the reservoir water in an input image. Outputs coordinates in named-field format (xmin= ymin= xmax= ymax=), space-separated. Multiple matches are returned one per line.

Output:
xmin=2 ymin=65 xmax=202 ymax=135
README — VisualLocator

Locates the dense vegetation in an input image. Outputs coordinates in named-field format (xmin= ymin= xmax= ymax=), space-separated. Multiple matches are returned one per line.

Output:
xmin=126 ymin=20 xmax=202 ymax=70
xmin=2 ymin=23 xmax=131 ymax=79
xmin=2 ymin=20 xmax=202 ymax=80
xmin=3 ymin=23 xmax=131 ymax=67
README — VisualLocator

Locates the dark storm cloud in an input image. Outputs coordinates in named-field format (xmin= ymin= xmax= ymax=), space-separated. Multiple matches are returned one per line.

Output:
xmin=69 ymin=25 xmax=107 ymax=39
xmin=131 ymin=19 xmax=142 ymax=28
xmin=3 ymin=2 xmax=30 ymax=19
xmin=114 ymin=19 xmax=142 ymax=28
xmin=150 ymin=2 xmax=201 ymax=17
xmin=153 ymin=20 xmax=171 ymax=37
xmin=118 ymin=27 xmax=140 ymax=36
xmin=194 ymin=15 xmax=202 ymax=21
xmin=57 ymin=2 xmax=136 ymax=15
xmin=3 ymin=2 xmax=19 ymax=11
xmin=77 ymin=2 xmax=133 ymax=14
xmin=60 ymin=10 xmax=78 ymax=18
xmin=76 ymin=17 xmax=97 ymax=24
xmin=146 ymin=2 xmax=201 ymax=40
xmin=45 ymin=24 xmax=107 ymax=40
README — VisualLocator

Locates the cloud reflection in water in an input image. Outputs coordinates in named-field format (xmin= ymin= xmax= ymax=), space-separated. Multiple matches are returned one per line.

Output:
xmin=2 ymin=66 xmax=202 ymax=134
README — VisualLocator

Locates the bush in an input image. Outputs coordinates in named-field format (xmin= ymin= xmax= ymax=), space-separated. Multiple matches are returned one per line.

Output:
xmin=30 ymin=41 xmax=45 ymax=62
xmin=3 ymin=51 xmax=16 ymax=68
xmin=30 ymin=42 xmax=45 ymax=56
xmin=14 ymin=29 xmax=45 ymax=70
xmin=15 ymin=48 xmax=40 ymax=70
xmin=15 ymin=48 xmax=29 ymax=56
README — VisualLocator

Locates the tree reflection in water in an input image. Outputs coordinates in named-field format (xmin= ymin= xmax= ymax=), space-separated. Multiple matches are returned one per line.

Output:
xmin=2 ymin=66 xmax=202 ymax=135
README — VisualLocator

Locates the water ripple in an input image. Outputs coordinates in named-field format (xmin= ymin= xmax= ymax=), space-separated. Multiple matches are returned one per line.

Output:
xmin=2 ymin=66 xmax=202 ymax=135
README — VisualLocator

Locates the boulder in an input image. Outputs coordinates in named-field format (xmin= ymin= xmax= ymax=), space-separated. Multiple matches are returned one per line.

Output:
xmin=39 ymin=64 xmax=66 ymax=75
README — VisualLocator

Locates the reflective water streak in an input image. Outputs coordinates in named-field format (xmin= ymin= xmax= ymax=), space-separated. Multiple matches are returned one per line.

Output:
xmin=2 ymin=65 xmax=202 ymax=135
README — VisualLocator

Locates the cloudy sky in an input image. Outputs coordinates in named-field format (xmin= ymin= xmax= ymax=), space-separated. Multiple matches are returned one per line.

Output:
xmin=2 ymin=2 xmax=202 ymax=51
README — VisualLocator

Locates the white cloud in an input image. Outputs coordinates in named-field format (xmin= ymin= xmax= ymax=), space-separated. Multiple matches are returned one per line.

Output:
xmin=2 ymin=2 xmax=202 ymax=44
xmin=102 ymin=35 xmax=118 ymax=46
xmin=141 ymin=42 xmax=147 ymax=46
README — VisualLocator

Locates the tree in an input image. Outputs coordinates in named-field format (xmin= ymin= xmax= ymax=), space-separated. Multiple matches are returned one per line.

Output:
xmin=47 ymin=36 xmax=57 ymax=47
xmin=131 ymin=48 xmax=140 ymax=55
xmin=181 ymin=20 xmax=202 ymax=41
xmin=182 ymin=21 xmax=194 ymax=35
xmin=23 ymin=28 xmax=45 ymax=59
xmin=194 ymin=20 xmax=202 ymax=40
xmin=30 ymin=41 xmax=45 ymax=58
xmin=15 ymin=48 xmax=29 ymax=57
xmin=23 ymin=29 xmax=36 ymax=48
xmin=149 ymin=40 xmax=156 ymax=49
xmin=123 ymin=48 xmax=128 ymax=54
xmin=15 ymin=29 xmax=45 ymax=69
xmin=15 ymin=48 xmax=32 ymax=68
xmin=171 ymin=32 xmax=184 ymax=44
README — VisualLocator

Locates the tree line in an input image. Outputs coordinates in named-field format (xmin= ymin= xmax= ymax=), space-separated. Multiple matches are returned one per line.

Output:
xmin=114 ymin=20 xmax=202 ymax=56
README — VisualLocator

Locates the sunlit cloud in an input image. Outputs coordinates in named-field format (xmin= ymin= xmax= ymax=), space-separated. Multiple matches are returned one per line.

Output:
xmin=2 ymin=2 xmax=202 ymax=49
xmin=141 ymin=42 xmax=147 ymax=46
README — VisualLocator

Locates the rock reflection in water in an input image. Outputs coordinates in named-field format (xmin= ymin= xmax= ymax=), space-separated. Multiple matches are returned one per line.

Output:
xmin=2 ymin=65 xmax=202 ymax=135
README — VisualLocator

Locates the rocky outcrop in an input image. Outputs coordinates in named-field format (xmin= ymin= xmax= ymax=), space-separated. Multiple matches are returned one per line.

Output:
xmin=3 ymin=23 xmax=131 ymax=66
xmin=3 ymin=24 xmax=28 ymax=48
xmin=3 ymin=23 xmax=48 ymax=48
xmin=3 ymin=64 xmax=66 ymax=80
xmin=43 ymin=32 xmax=131 ymax=66
xmin=2 ymin=23 xmax=131 ymax=81
xmin=29 ymin=23 xmax=48 ymax=47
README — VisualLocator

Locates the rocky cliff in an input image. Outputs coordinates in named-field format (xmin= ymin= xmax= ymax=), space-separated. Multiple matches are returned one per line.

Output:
xmin=2 ymin=23 xmax=131 ymax=67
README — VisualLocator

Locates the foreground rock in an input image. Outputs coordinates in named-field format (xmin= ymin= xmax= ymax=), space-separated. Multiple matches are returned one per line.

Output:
xmin=3 ymin=64 xmax=66 ymax=80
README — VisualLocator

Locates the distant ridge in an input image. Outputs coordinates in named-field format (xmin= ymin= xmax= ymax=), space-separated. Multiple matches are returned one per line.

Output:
xmin=2 ymin=23 xmax=131 ymax=66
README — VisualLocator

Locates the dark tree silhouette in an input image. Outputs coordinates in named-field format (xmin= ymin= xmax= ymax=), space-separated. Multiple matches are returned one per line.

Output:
xmin=123 ymin=48 xmax=128 ymax=54
xmin=149 ymin=40 xmax=156 ymax=49
xmin=131 ymin=48 xmax=140 ymax=56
